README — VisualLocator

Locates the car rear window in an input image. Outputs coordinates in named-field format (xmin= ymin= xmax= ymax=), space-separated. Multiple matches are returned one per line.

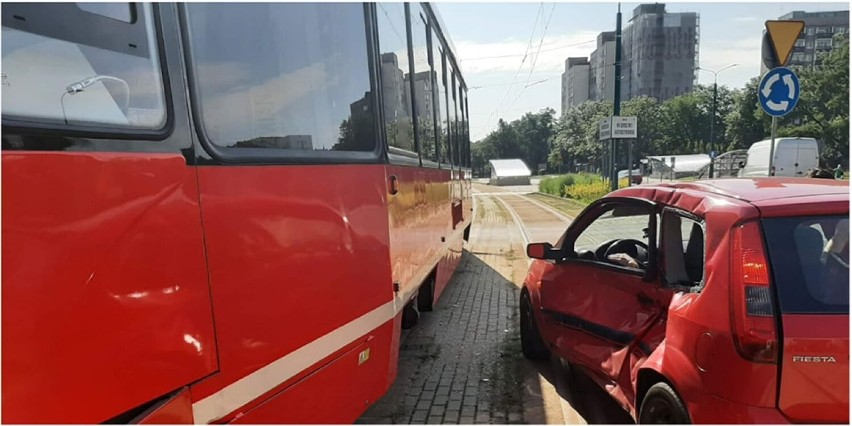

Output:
xmin=762 ymin=216 xmax=849 ymax=314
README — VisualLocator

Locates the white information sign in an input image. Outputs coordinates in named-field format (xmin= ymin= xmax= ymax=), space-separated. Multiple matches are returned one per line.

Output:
xmin=599 ymin=117 xmax=612 ymax=141
xmin=611 ymin=116 xmax=637 ymax=139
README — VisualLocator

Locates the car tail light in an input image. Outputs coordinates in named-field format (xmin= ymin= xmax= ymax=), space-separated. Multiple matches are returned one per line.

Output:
xmin=730 ymin=221 xmax=778 ymax=364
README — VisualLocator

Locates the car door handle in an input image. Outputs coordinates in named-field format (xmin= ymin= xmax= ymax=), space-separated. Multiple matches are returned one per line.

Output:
xmin=637 ymin=293 xmax=654 ymax=306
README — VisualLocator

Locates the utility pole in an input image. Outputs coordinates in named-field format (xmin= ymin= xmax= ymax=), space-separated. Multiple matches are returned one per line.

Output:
xmin=697 ymin=64 xmax=738 ymax=179
xmin=769 ymin=116 xmax=777 ymax=176
xmin=710 ymin=82 xmax=717 ymax=178
xmin=611 ymin=3 xmax=622 ymax=191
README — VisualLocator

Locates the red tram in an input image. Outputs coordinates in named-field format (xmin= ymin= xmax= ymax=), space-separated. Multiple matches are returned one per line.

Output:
xmin=2 ymin=3 xmax=472 ymax=423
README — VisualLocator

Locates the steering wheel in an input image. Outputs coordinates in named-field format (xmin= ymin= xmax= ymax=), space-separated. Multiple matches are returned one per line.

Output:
xmin=604 ymin=239 xmax=649 ymax=268
xmin=594 ymin=238 xmax=620 ymax=260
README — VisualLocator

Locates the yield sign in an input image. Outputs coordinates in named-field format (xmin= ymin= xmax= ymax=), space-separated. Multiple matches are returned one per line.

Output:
xmin=765 ymin=20 xmax=805 ymax=66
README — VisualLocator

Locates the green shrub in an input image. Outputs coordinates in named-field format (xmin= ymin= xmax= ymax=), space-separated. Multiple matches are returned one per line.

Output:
xmin=564 ymin=176 xmax=628 ymax=203
xmin=538 ymin=174 xmax=575 ymax=196
xmin=539 ymin=173 xmax=629 ymax=203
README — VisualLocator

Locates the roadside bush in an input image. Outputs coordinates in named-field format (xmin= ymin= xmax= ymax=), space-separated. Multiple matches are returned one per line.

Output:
xmin=539 ymin=174 xmax=575 ymax=196
xmin=570 ymin=173 xmax=600 ymax=187
xmin=565 ymin=177 xmax=628 ymax=204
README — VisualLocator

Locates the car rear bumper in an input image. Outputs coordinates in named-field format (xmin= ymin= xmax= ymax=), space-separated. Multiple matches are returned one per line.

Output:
xmin=689 ymin=394 xmax=789 ymax=424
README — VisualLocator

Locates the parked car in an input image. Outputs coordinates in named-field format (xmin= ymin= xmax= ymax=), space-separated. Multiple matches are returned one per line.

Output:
xmin=738 ymin=137 xmax=819 ymax=177
xmin=521 ymin=178 xmax=848 ymax=424
xmin=618 ymin=168 xmax=643 ymax=184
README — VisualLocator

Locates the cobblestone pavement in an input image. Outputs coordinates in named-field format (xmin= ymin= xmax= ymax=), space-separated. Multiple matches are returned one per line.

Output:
xmin=358 ymin=185 xmax=633 ymax=424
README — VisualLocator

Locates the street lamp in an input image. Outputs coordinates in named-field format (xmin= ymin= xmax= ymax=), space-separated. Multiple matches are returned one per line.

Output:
xmin=696 ymin=63 xmax=738 ymax=178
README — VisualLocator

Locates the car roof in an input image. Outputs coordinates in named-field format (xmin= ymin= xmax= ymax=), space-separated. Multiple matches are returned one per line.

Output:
xmin=627 ymin=178 xmax=848 ymax=204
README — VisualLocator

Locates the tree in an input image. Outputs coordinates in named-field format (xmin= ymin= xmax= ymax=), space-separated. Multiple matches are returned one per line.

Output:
xmin=693 ymin=84 xmax=736 ymax=152
xmin=514 ymin=108 xmax=555 ymax=173
xmin=470 ymin=109 xmax=556 ymax=175
xmin=781 ymin=35 xmax=849 ymax=168
xmin=724 ymin=77 xmax=770 ymax=151
xmin=658 ymin=92 xmax=707 ymax=154
xmin=333 ymin=113 xmax=375 ymax=151
xmin=620 ymin=96 xmax=663 ymax=163
xmin=549 ymin=101 xmax=611 ymax=172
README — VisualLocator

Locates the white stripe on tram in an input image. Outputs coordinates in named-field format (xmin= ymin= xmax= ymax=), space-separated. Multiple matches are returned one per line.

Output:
xmin=191 ymin=298 xmax=400 ymax=423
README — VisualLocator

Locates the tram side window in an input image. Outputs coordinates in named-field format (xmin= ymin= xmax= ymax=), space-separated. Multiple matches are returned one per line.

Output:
xmin=184 ymin=4 xmax=375 ymax=152
xmin=439 ymin=49 xmax=452 ymax=166
xmin=465 ymin=93 xmax=471 ymax=167
xmin=432 ymin=39 xmax=447 ymax=165
xmin=1 ymin=3 xmax=167 ymax=129
xmin=450 ymin=69 xmax=459 ymax=168
xmin=411 ymin=5 xmax=436 ymax=163
xmin=460 ymin=87 xmax=468 ymax=167
xmin=376 ymin=3 xmax=414 ymax=153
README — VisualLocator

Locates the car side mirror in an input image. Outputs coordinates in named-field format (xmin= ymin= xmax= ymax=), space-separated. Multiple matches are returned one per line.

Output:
xmin=527 ymin=242 xmax=560 ymax=260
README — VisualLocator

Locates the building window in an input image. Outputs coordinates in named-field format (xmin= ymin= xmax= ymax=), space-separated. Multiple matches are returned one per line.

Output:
xmin=807 ymin=27 xmax=815 ymax=35
xmin=816 ymin=26 xmax=829 ymax=34
xmin=806 ymin=41 xmax=814 ymax=49
xmin=184 ymin=3 xmax=376 ymax=152
xmin=815 ymin=38 xmax=833 ymax=49
xmin=794 ymin=38 xmax=805 ymax=47
xmin=791 ymin=52 xmax=805 ymax=62
xmin=804 ymin=53 xmax=813 ymax=62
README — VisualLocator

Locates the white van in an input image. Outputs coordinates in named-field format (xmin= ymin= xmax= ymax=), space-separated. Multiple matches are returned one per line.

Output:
xmin=738 ymin=137 xmax=820 ymax=177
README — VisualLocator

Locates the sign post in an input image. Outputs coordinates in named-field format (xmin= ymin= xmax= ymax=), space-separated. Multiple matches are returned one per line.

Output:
xmin=599 ymin=117 xmax=612 ymax=140
xmin=600 ymin=116 xmax=638 ymax=185
xmin=670 ymin=157 xmax=676 ymax=181
xmin=611 ymin=116 xmax=638 ymax=186
xmin=759 ymin=19 xmax=804 ymax=177
xmin=758 ymin=67 xmax=800 ymax=176
xmin=599 ymin=117 xmax=612 ymax=181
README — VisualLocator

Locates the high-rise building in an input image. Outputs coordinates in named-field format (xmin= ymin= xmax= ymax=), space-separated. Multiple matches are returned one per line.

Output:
xmin=560 ymin=4 xmax=699 ymax=106
xmin=765 ymin=10 xmax=849 ymax=71
xmin=622 ymin=4 xmax=699 ymax=101
xmin=589 ymin=31 xmax=616 ymax=102
xmin=380 ymin=53 xmax=410 ymax=120
xmin=406 ymin=70 xmax=434 ymax=123
xmin=561 ymin=57 xmax=590 ymax=114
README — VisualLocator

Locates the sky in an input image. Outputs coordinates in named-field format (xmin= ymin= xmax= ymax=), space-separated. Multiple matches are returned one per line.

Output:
xmin=435 ymin=1 xmax=849 ymax=142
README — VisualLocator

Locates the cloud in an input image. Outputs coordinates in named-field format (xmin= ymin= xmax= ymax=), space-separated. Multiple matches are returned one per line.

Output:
xmin=455 ymin=31 xmax=600 ymax=75
xmin=200 ymin=61 xmax=333 ymax=143
xmin=730 ymin=16 xmax=758 ymax=23
xmin=697 ymin=36 xmax=764 ymax=87
xmin=196 ymin=62 xmax=252 ymax=91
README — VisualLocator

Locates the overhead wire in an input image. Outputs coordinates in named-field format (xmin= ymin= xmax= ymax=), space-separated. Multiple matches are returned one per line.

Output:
xmin=505 ymin=3 xmax=557 ymax=114
xmin=469 ymin=76 xmax=556 ymax=90
xmin=483 ymin=2 xmax=544 ymax=131
xmin=460 ymin=38 xmax=596 ymax=61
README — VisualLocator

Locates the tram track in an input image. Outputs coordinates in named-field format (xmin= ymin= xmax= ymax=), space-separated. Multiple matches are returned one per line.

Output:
xmin=473 ymin=185 xmax=573 ymax=249
xmin=471 ymin=184 xmax=584 ymax=424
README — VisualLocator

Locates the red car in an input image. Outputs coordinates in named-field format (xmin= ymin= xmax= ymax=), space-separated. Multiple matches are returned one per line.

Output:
xmin=521 ymin=178 xmax=849 ymax=423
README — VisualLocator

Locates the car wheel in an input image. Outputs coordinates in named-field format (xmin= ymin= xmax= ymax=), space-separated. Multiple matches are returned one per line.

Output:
xmin=520 ymin=292 xmax=549 ymax=360
xmin=638 ymin=382 xmax=690 ymax=424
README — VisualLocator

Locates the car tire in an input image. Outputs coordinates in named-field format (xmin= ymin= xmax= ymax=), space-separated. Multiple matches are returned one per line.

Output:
xmin=520 ymin=292 xmax=549 ymax=360
xmin=638 ymin=382 xmax=690 ymax=424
